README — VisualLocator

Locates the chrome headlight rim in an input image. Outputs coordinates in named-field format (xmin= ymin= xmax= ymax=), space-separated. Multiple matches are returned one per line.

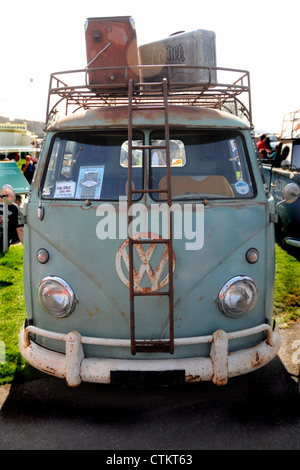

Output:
xmin=38 ymin=276 xmax=76 ymax=318
xmin=218 ymin=275 xmax=258 ymax=318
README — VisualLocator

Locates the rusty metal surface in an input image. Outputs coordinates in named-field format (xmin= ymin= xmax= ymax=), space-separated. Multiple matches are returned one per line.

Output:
xmin=115 ymin=233 xmax=176 ymax=293
xmin=47 ymin=105 xmax=235 ymax=133
xmin=139 ymin=29 xmax=216 ymax=84
xmin=19 ymin=323 xmax=281 ymax=386
xmin=85 ymin=17 xmax=139 ymax=89
xmin=45 ymin=66 xmax=252 ymax=126
xmin=127 ymin=79 xmax=175 ymax=354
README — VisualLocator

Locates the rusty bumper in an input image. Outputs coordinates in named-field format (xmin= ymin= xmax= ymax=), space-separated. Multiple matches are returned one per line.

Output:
xmin=19 ymin=323 xmax=280 ymax=387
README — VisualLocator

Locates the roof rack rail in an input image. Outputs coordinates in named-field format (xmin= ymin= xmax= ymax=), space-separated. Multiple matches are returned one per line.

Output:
xmin=45 ymin=64 xmax=252 ymax=127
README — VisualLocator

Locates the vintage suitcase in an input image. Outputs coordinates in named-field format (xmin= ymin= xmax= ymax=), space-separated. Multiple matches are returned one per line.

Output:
xmin=139 ymin=29 xmax=217 ymax=86
xmin=85 ymin=16 xmax=140 ymax=91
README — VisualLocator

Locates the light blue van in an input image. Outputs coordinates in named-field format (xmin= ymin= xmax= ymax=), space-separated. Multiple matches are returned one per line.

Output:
xmin=4 ymin=62 xmax=284 ymax=387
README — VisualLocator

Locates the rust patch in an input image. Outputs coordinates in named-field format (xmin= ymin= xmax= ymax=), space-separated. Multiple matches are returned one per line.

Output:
xmin=115 ymin=232 xmax=176 ymax=293
xmin=41 ymin=367 xmax=57 ymax=376
xmin=51 ymin=105 xmax=226 ymax=132
xmin=185 ymin=374 xmax=202 ymax=383
xmin=214 ymin=377 xmax=228 ymax=386
xmin=251 ymin=350 xmax=264 ymax=368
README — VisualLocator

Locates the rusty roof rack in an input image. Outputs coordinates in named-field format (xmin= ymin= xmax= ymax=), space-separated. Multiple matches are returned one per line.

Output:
xmin=46 ymin=65 xmax=252 ymax=127
xmin=281 ymin=109 xmax=300 ymax=140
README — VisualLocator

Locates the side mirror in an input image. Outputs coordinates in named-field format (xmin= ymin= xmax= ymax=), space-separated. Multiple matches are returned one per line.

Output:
xmin=278 ymin=182 xmax=300 ymax=206
xmin=0 ymin=184 xmax=16 ymax=204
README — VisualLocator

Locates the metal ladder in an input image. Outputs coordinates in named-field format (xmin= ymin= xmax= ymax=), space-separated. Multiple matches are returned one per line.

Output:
xmin=127 ymin=78 xmax=174 ymax=355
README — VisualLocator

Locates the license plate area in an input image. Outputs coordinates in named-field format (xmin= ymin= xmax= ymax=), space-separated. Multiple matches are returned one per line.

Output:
xmin=110 ymin=370 xmax=185 ymax=386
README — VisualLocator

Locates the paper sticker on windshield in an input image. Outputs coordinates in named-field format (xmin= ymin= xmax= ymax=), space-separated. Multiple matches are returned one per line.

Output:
xmin=75 ymin=166 xmax=104 ymax=199
xmin=54 ymin=181 xmax=76 ymax=198
xmin=235 ymin=181 xmax=249 ymax=195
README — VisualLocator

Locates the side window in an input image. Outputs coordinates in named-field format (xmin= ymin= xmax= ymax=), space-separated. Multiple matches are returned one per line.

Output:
xmin=150 ymin=140 xmax=186 ymax=167
xmin=228 ymin=137 xmax=253 ymax=194
xmin=280 ymin=143 xmax=293 ymax=165
xmin=292 ymin=143 xmax=300 ymax=168
xmin=42 ymin=138 xmax=68 ymax=197
xmin=120 ymin=141 xmax=143 ymax=167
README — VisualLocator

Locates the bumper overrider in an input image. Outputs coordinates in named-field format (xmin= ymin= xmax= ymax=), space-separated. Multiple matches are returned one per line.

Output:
xmin=19 ymin=322 xmax=280 ymax=387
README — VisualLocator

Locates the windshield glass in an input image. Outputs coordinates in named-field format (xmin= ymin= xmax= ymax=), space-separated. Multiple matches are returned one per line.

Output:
xmin=42 ymin=130 xmax=255 ymax=201
xmin=42 ymin=132 xmax=143 ymax=200
xmin=150 ymin=130 xmax=255 ymax=200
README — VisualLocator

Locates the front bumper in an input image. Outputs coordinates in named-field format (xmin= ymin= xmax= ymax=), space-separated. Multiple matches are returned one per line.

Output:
xmin=19 ymin=323 xmax=280 ymax=387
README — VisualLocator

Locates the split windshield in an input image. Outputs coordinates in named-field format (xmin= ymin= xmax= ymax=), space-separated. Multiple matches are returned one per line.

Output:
xmin=42 ymin=130 xmax=255 ymax=200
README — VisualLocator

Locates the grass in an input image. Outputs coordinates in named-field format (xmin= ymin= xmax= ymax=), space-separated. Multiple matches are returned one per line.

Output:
xmin=0 ymin=245 xmax=41 ymax=385
xmin=0 ymin=243 xmax=299 ymax=385
xmin=274 ymin=244 xmax=300 ymax=326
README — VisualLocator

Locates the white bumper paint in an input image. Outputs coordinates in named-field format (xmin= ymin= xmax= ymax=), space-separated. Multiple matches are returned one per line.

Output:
xmin=19 ymin=323 xmax=280 ymax=386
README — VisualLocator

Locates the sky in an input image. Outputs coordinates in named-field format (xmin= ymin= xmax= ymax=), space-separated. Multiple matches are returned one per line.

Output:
xmin=0 ymin=0 xmax=299 ymax=133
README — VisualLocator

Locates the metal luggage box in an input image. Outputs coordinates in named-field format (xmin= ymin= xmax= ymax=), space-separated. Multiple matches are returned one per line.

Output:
xmin=139 ymin=29 xmax=217 ymax=85
xmin=85 ymin=16 xmax=139 ymax=90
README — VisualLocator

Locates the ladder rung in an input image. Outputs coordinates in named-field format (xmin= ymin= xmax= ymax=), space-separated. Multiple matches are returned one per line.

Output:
xmin=131 ymin=145 xmax=167 ymax=150
xmin=132 ymin=105 xmax=165 ymax=111
xmin=130 ymin=238 xmax=170 ymax=244
xmin=130 ymin=188 xmax=168 ymax=194
xmin=134 ymin=340 xmax=171 ymax=353
xmin=133 ymin=291 xmax=170 ymax=297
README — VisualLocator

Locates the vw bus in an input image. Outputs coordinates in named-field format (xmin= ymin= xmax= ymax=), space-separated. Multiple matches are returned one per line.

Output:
xmin=11 ymin=19 xmax=282 ymax=386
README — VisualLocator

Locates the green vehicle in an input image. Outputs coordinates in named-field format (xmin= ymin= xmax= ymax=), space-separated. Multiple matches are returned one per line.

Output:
xmin=1 ymin=24 xmax=285 ymax=386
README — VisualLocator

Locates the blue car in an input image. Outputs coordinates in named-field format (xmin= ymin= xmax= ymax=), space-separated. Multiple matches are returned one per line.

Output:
xmin=263 ymin=110 xmax=300 ymax=249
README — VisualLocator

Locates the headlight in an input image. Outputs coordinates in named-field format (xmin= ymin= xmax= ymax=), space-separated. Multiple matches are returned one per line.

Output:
xmin=217 ymin=276 xmax=258 ymax=318
xmin=38 ymin=276 xmax=76 ymax=318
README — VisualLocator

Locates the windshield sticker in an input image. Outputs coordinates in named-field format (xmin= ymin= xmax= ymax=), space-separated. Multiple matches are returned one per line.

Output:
xmin=172 ymin=158 xmax=183 ymax=166
xmin=75 ymin=166 xmax=105 ymax=199
xmin=54 ymin=181 xmax=76 ymax=198
xmin=235 ymin=180 xmax=249 ymax=195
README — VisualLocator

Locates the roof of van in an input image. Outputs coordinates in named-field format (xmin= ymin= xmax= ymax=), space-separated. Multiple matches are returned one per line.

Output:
xmin=46 ymin=105 xmax=250 ymax=132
